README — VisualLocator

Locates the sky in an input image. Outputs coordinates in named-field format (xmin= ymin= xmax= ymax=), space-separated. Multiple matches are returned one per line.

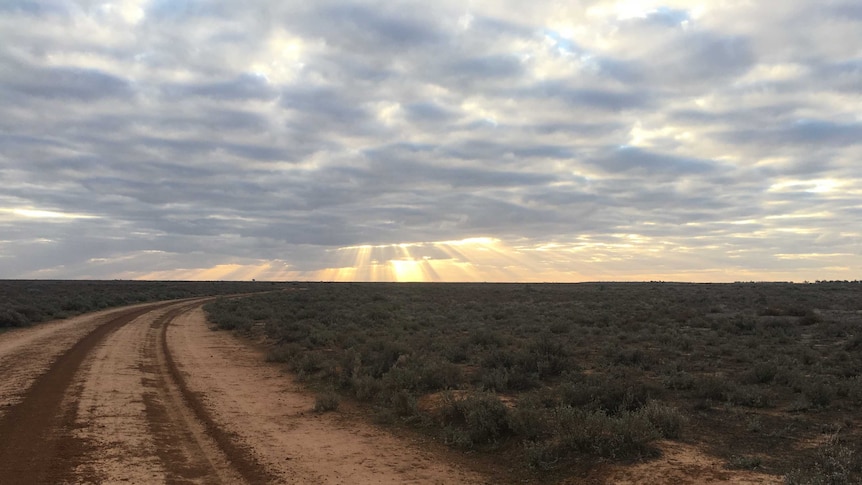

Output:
xmin=0 ymin=1 xmax=860 ymax=282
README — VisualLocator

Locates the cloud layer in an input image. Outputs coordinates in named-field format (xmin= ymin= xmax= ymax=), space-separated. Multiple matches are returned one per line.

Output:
xmin=1 ymin=1 xmax=860 ymax=282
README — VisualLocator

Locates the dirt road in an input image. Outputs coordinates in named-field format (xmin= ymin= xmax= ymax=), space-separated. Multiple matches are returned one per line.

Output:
xmin=0 ymin=300 xmax=487 ymax=484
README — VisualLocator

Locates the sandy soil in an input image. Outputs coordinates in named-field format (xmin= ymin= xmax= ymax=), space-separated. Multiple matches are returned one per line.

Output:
xmin=167 ymin=306 xmax=488 ymax=484
xmin=0 ymin=300 xmax=488 ymax=484
xmin=72 ymin=303 xmax=169 ymax=483
xmin=0 ymin=302 xmax=176 ymax=483
xmin=0 ymin=303 xmax=153 ymax=416
xmin=597 ymin=441 xmax=782 ymax=484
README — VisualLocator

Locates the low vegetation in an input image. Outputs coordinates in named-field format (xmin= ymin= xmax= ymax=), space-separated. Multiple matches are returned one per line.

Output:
xmin=0 ymin=280 xmax=284 ymax=328
xmin=204 ymin=281 xmax=862 ymax=481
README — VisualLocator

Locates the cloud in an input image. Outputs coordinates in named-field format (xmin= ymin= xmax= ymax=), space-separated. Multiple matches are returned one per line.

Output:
xmin=162 ymin=73 xmax=279 ymax=101
xmin=587 ymin=146 xmax=719 ymax=177
xmin=725 ymin=119 xmax=862 ymax=147
xmin=522 ymin=82 xmax=652 ymax=111
xmin=3 ymin=62 xmax=132 ymax=101
xmin=316 ymin=3 xmax=446 ymax=48
xmin=0 ymin=0 xmax=860 ymax=282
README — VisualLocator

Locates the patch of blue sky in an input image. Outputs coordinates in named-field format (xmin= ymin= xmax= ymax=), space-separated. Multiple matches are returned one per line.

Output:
xmin=543 ymin=29 xmax=581 ymax=57
xmin=645 ymin=6 xmax=690 ymax=27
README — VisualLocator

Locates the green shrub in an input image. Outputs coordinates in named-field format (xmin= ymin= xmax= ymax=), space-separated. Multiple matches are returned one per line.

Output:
xmin=0 ymin=309 xmax=28 ymax=327
xmin=351 ymin=375 xmax=382 ymax=401
xmin=640 ymin=401 xmax=686 ymax=439
xmin=799 ymin=311 xmax=821 ymax=326
xmin=553 ymin=406 xmax=659 ymax=459
xmin=694 ymin=376 xmax=731 ymax=401
xmin=313 ymin=391 xmax=340 ymax=412
xmin=360 ymin=341 xmax=408 ymax=378
xmin=741 ymin=362 xmax=778 ymax=384
xmin=507 ymin=396 xmax=549 ymax=441
xmin=440 ymin=392 xmax=510 ymax=447
xmin=662 ymin=371 xmax=695 ymax=390
xmin=728 ymin=386 xmax=774 ymax=408
xmin=290 ymin=352 xmax=325 ymax=378
xmin=528 ymin=334 xmax=573 ymax=378
xmin=524 ymin=440 xmax=560 ymax=470
xmin=380 ymin=389 xmax=418 ymax=418
xmin=610 ymin=348 xmax=654 ymax=369
xmin=560 ymin=374 xmax=656 ymax=413
xmin=804 ymin=382 xmax=836 ymax=408
xmin=265 ymin=343 xmax=302 ymax=363
xmin=417 ymin=360 xmax=463 ymax=391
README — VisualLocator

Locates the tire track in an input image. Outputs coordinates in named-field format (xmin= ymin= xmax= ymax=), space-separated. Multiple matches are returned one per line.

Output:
xmin=0 ymin=299 xmax=271 ymax=484
xmin=142 ymin=302 xmax=274 ymax=485
xmin=0 ymin=302 xmax=174 ymax=484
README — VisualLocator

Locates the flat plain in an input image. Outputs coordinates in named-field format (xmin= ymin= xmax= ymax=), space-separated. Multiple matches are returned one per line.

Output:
xmin=1 ymin=280 xmax=861 ymax=483
xmin=207 ymin=281 xmax=862 ymax=484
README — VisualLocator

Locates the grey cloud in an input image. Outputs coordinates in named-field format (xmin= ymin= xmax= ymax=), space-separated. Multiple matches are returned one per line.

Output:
xmin=655 ymin=33 xmax=754 ymax=85
xmin=441 ymin=139 xmax=574 ymax=160
xmin=3 ymin=64 xmax=132 ymax=101
xmin=668 ymin=104 xmax=800 ymax=126
xmin=162 ymin=74 xmax=279 ymax=101
xmin=779 ymin=120 xmax=862 ymax=145
xmin=592 ymin=58 xmax=645 ymax=85
xmin=588 ymin=147 xmax=719 ymax=177
xmin=520 ymin=183 xmax=600 ymax=209
xmin=446 ymin=54 xmax=523 ymax=80
xmin=524 ymin=82 xmax=652 ymax=111
xmin=159 ymin=109 xmax=270 ymax=133
xmin=145 ymin=0 xmax=225 ymax=21
xmin=404 ymin=102 xmax=458 ymax=123
xmin=280 ymin=86 xmax=375 ymax=134
xmin=222 ymin=142 xmax=291 ymax=162
xmin=528 ymin=122 xmax=627 ymax=137
xmin=467 ymin=14 xmax=535 ymax=38
xmin=0 ymin=1 xmax=70 ymax=17
xmin=814 ymin=59 xmax=862 ymax=93
xmin=722 ymin=120 xmax=862 ymax=147
xmin=302 ymin=2 xmax=445 ymax=51
xmin=367 ymin=160 xmax=557 ymax=189
xmin=829 ymin=3 xmax=862 ymax=19
xmin=609 ymin=16 xmax=755 ymax=88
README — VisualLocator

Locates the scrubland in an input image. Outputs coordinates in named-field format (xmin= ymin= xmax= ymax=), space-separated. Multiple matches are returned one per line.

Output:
xmin=0 ymin=280 xmax=280 ymax=328
xmin=205 ymin=281 xmax=862 ymax=483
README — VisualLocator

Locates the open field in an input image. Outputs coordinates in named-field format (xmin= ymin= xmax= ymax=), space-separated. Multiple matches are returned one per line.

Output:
xmin=0 ymin=280 xmax=284 ymax=328
xmin=205 ymin=281 xmax=862 ymax=483
xmin=1 ymin=280 xmax=861 ymax=483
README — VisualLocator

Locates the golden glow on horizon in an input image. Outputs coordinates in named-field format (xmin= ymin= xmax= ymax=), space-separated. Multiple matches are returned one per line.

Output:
xmin=324 ymin=237 xmax=544 ymax=282
xmin=135 ymin=262 xmax=288 ymax=281
xmin=117 ymin=231 xmax=861 ymax=284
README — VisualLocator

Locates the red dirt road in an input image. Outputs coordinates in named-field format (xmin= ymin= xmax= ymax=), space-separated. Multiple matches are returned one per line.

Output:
xmin=0 ymin=301 xmax=487 ymax=484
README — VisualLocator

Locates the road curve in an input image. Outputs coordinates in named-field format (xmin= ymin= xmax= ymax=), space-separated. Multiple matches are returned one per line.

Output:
xmin=0 ymin=300 xmax=259 ymax=484
xmin=0 ymin=302 xmax=174 ymax=483
xmin=0 ymin=300 xmax=488 ymax=485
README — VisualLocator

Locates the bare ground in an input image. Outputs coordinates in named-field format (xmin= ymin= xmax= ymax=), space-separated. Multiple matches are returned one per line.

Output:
xmin=0 ymin=300 xmax=487 ymax=484
xmin=594 ymin=441 xmax=782 ymax=484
